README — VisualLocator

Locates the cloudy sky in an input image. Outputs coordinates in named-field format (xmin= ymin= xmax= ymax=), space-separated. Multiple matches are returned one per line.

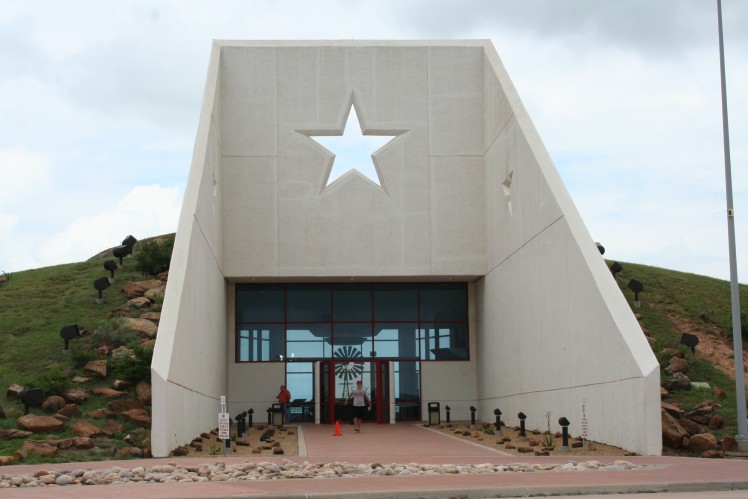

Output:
xmin=1 ymin=0 xmax=746 ymax=283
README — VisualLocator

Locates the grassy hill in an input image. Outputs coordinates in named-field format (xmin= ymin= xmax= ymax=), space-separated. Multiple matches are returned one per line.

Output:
xmin=1 ymin=245 xmax=747 ymax=458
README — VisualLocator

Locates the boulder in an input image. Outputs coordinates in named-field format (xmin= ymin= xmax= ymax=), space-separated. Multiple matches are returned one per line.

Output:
xmin=712 ymin=387 xmax=726 ymax=399
xmin=123 ymin=282 xmax=148 ymax=298
xmin=126 ymin=318 xmax=158 ymax=339
xmin=661 ymin=348 xmax=684 ymax=358
xmin=661 ymin=402 xmax=683 ymax=418
xmin=119 ymin=446 xmax=144 ymax=457
xmin=0 ymin=456 xmax=15 ymax=466
xmin=661 ymin=409 xmax=688 ymax=449
xmin=721 ymin=435 xmax=737 ymax=451
xmin=158 ymin=270 xmax=169 ymax=282
xmin=664 ymin=373 xmax=691 ymax=391
xmin=58 ymin=404 xmax=81 ymax=417
xmin=71 ymin=419 xmax=103 ymax=438
xmin=687 ymin=433 xmax=718 ymax=454
xmin=144 ymin=285 xmax=165 ymax=301
xmin=136 ymin=380 xmax=152 ymax=404
xmin=92 ymin=387 xmax=126 ymax=398
xmin=678 ymin=418 xmax=706 ymax=436
xmin=72 ymin=376 xmax=90 ymax=384
xmin=42 ymin=395 xmax=66 ymax=413
xmin=6 ymin=384 xmax=23 ymax=399
xmin=0 ymin=429 xmax=33 ymax=439
xmin=0 ymin=405 xmax=5 ymax=418
xmin=702 ymin=450 xmax=724 ymax=458
xmin=661 ymin=387 xmax=669 ymax=398
xmin=139 ymin=312 xmax=161 ymax=322
xmin=74 ymin=437 xmax=94 ymax=449
xmin=666 ymin=356 xmax=688 ymax=374
xmin=16 ymin=414 xmax=65 ymax=433
xmin=88 ymin=408 xmax=115 ymax=419
xmin=109 ymin=400 xmax=145 ymax=413
xmin=121 ymin=408 xmax=151 ymax=427
xmin=83 ymin=360 xmax=108 ymax=378
xmin=686 ymin=406 xmax=716 ymax=425
xmin=61 ymin=388 xmax=89 ymax=404
xmin=111 ymin=346 xmax=134 ymax=358
xmin=172 ymin=445 xmax=189 ymax=456
xmin=124 ymin=297 xmax=151 ymax=310
xmin=708 ymin=414 xmax=724 ymax=430
xmin=101 ymin=420 xmax=124 ymax=437
xmin=19 ymin=440 xmax=58 ymax=457
xmin=113 ymin=379 xmax=132 ymax=390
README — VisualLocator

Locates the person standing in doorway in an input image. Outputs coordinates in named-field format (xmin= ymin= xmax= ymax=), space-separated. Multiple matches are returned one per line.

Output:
xmin=276 ymin=385 xmax=291 ymax=424
xmin=345 ymin=380 xmax=370 ymax=433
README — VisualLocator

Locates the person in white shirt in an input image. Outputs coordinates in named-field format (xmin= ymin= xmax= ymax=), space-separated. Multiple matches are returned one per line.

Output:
xmin=345 ymin=380 xmax=371 ymax=433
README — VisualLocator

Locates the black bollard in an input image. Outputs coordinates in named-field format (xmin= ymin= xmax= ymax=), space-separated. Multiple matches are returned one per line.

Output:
xmin=247 ymin=408 xmax=254 ymax=428
xmin=518 ymin=412 xmax=528 ymax=441
xmin=469 ymin=406 xmax=477 ymax=428
xmin=494 ymin=408 xmax=502 ymax=433
xmin=267 ymin=407 xmax=272 ymax=425
xmin=558 ymin=417 xmax=571 ymax=451
xmin=235 ymin=412 xmax=246 ymax=438
xmin=445 ymin=405 xmax=451 ymax=424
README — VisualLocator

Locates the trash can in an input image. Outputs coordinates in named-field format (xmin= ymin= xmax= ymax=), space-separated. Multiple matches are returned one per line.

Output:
xmin=427 ymin=402 xmax=440 ymax=426
xmin=271 ymin=403 xmax=283 ymax=427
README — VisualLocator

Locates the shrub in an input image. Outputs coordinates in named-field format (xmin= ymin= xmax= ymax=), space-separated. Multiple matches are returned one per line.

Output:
xmin=24 ymin=365 xmax=71 ymax=397
xmin=69 ymin=341 xmax=98 ymax=369
xmin=134 ymin=236 xmax=174 ymax=276
xmin=110 ymin=343 xmax=153 ymax=383
xmin=90 ymin=317 xmax=139 ymax=348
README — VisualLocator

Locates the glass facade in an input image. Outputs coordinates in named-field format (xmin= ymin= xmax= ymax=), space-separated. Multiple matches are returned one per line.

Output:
xmin=235 ymin=283 xmax=469 ymax=362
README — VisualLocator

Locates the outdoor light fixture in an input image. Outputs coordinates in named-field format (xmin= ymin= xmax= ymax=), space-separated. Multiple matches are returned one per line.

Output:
xmin=122 ymin=235 xmax=137 ymax=249
xmin=104 ymin=260 xmax=118 ymax=280
xmin=59 ymin=324 xmax=81 ymax=351
xmin=609 ymin=261 xmax=623 ymax=277
xmin=596 ymin=242 xmax=605 ymax=255
xmin=93 ymin=277 xmax=111 ymax=303
xmin=247 ymin=408 xmax=254 ymax=428
xmin=558 ymin=417 xmax=571 ymax=451
xmin=494 ymin=408 xmax=502 ymax=433
xmin=112 ymin=244 xmax=132 ymax=265
xmin=445 ymin=405 xmax=451 ymax=424
xmin=680 ymin=332 xmax=700 ymax=356
xmin=20 ymin=388 xmax=44 ymax=415
xmin=627 ymin=279 xmax=644 ymax=307
xmin=235 ymin=412 xmax=246 ymax=438
xmin=517 ymin=412 xmax=528 ymax=440
xmin=469 ymin=405 xmax=477 ymax=427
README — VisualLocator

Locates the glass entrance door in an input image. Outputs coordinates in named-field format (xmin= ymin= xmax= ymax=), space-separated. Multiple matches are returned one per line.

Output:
xmin=320 ymin=360 xmax=390 ymax=424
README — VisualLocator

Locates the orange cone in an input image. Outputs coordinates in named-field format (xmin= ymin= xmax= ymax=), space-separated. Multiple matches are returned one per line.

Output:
xmin=333 ymin=421 xmax=342 ymax=436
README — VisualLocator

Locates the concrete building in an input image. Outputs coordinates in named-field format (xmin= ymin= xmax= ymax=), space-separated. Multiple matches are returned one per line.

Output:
xmin=151 ymin=40 xmax=661 ymax=457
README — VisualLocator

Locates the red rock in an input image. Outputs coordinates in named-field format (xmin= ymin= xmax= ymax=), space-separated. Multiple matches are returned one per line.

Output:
xmin=6 ymin=384 xmax=23 ymax=399
xmin=16 ymin=414 xmax=65 ymax=433
xmin=0 ymin=429 xmax=32 ymax=439
xmin=113 ymin=379 xmax=132 ymax=390
xmin=58 ymin=404 xmax=81 ymax=417
xmin=721 ymin=435 xmax=737 ymax=451
xmin=136 ymin=380 xmax=152 ymax=404
xmin=121 ymin=408 xmax=151 ymax=427
xmin=678 ymin=418 xmax=705 ymax=436
xmin=661 ymin=409 xmax=688 ymax=449
xmin=19 ymin=440 xmax=58 ymax=457
xmin=61 ymin=388 xmax=89 ymax=404
xmin=687 ymin=433 xmax=719 ymax=454
xmin=101 ymin=421 xmax=124 ymax=437
xmin=72 ymin=376 xmax=90 ymax=384
xmin=172 ymin=446 xmax=189 ymax=456
xmin=42 ymin=395 xmax=66 ymax=413
xmin=666 ymin=357 xmax=689 ymax=373
xmin=123 ymin=281 xmax=148 ymax=298
xmin=708 ymin=414 xmax=724 ymax=430
xmin=92 ymin=387 xmax=126 ymax=398
xmin=126 ymin=318 xmax=158 ymax=338
xmin=109 ymin=400 xmax=145 ymax=412
xmin=71 ymin=419 xmax=103 ymax=438
xmin=74 ymin=437 xmax=94 ymax=449
xmin=83 ymin=360 xmax=107 ymax=378
xmin=661 ymin=402 xmax=683 ymax=418
xmin=0 ymin=456 xmax=15 ymax=465
xmin=88 ymin=408 xmax=115 ymax=419
xmin=119 ymin=446 xmax=144 ymax=457
xmin=713 ymin=387 xmax=726 ymax=399
xmin=140 ymin=312 xmax=161 ymax=322
xmin=702 ymin=449 xmax=724 ymax=458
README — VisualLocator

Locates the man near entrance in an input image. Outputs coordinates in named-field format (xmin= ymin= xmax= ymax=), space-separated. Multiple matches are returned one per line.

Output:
xmin=345 ymin=380 xmax=371 ymax=433
xmin=276 ymin=385 xmax=291 ymax=424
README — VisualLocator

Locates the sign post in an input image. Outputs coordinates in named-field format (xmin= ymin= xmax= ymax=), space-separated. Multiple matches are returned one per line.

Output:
xmin=219 ymin=395 xmax=231 ymax=456
xmin=580 ymin=398 xmax=589 ymax=451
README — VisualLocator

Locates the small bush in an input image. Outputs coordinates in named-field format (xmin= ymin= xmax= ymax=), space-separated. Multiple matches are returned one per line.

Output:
xmin=134 ymin=236 xmax=174 ymax=277
xmin=69 ymin=341 xmax=98 ymax=369
xmin=90 ymin=317 xmax=139 ymax=348
xmin=110 ymin=343 xmax=153 ymax=383
xmin=24 ymin=365 xmax=71 ymax=397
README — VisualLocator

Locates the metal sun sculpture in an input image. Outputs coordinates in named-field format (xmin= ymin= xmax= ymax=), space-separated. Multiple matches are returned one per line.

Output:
xmin=333 ymin=345 xmax=364 ymax=399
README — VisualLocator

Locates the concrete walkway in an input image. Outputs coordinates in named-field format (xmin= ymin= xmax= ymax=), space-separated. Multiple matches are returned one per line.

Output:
xmin=2 ymin=422 xmax=748 ymax=498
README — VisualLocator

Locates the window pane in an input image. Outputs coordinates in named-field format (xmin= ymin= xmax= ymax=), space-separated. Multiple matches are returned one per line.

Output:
xmin=418 ymin=324 xmax=468 ymax=360
xmin=333 ymin=323 xmax=373 ymax=359
xmin=286 ymin=362 xmax=314 ymax=402
xmin=419 ymin=283 xmax=467 ymax=321
xmin=333 ymin=284 xmax=371 ymax=321
xmin=237 ymin=325 xmax=285 ymax=361
xmin=287 ymin=285 xmax=331 ymax=322
xmin=237 ymin=285 xmax=284 ymax=322
xmin=394 ymin=361 xmax=420 ymax=400
xmin=373 ymin=284 xmax=418 ymax=321
xmin=286 ymin=325 xmax=331 ymax=359
xmin=373 ymin=323 xmax=419 ymax=358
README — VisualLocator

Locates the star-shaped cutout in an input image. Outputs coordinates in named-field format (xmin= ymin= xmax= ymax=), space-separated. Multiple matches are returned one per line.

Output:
xmin=305 ymin=103 xmax=401 ymax=192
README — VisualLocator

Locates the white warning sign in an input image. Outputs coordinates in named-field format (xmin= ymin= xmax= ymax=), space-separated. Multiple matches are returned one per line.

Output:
xmin=218 ymin=412 xmax=230 ymax=440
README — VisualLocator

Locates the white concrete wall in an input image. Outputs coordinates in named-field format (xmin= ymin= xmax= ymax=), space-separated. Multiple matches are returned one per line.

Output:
xmin=476 ymin=44 xmax=661 ymax=455
xmin=155 ymin=40 xmax=661 ymax=456
xmin=152 ymin=43 xmax=228 ymax=457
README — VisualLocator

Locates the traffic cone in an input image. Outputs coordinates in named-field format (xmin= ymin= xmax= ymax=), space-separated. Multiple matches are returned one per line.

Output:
xmin=333 ymin=420 xmax=342 ymax=436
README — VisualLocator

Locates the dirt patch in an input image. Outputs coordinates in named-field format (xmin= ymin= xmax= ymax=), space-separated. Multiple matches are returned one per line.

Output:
xmin=179 ymin=425 xmax=299 ymax=458
xmin=430 ymin=423 xmax=632 ymax=457
xmin=666 ymin=313 xmax=748 ymax=387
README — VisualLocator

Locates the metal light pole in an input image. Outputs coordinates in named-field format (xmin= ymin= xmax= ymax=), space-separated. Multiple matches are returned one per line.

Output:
xmin=717 ymin=0 xmax=748 ymax=450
